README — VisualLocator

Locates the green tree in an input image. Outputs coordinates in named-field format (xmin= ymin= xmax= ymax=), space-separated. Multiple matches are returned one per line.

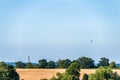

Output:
xmin=26 ymin=62 xmax=34 ymax=68
xmin=33 ymin=64 xmax=40 ymax=68
xmin=50 ymin=72 xmax=72 ymax=80
xmin=77 ymin=56 xmax=95 ymax=68
xmin=51 ymin=62 xmax=80 ymax=80
xmin=15 ymin=61 xmax=26 ymax=68
xmin=89 ymin=66 xmax=120 ymax=80
xmin=66 ymin=62 xmax=80 ymax=80
xmin=98 ymin=57 xmax=109 ymax=67
xmin=82 ymin=74 xmax=88 ymax=80
xmin=109 ymin=61 xmax=116 ymax=68
xmin=113 ymin=72 xmax=120 ymax=80
xmin=47 ymin=61 xmax=55 ymax=68
xmin=0 ymin=62 xmax=19 ymax=80
xmin=57 ymin=59 xmax=71 ymax=68
xmin=39 ymin=59 xmax=47 ymax=68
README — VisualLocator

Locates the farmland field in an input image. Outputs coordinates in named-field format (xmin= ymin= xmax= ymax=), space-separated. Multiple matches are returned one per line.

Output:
xmin=16 ymin=69 xmax=120 ymax=80
xmin=16 ymin=69 xmax=65 ymax=80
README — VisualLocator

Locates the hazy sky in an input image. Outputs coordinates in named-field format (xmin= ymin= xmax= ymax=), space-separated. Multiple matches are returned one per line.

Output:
xmin=0 ymin=0 xmax=120 ymax=63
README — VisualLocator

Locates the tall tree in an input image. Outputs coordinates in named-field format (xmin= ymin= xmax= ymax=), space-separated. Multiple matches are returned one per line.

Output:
xmin=66 ymin=62 xmax=80 ymax=80
xmin=57 ymin=59 xmax=71 ymax=68
xmin=26 ymin=62 xmax=34 ymax=68
xmin=39 ymin=59 xmax=47 ymax=68
xmin=33 ymin=64 xmax=40 ymax=68
xmin=77 ymin=56 xmax=95 ymax=68
xmin=47 ymin=61 xmax=56 ymax=68
xmin=98 ymin=57 xmax=109 ymax=67
xmin=15 ymin=61 xmax=26 ymax=68
xmin=51 ymin=62 xmax=80 ymax=80
xmin=109 ymin=61 xmax=116 ymax=68
xmin=0 ymin=62 xmax=19 ymax=80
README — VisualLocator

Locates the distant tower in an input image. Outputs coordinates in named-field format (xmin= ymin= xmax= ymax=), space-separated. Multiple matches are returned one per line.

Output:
xmin=28 ymin=56 xmax=30 ymax=62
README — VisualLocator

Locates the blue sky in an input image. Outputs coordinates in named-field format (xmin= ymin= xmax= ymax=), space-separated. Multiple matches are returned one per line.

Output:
xmin=0 ymin=0 xmax=120 ymax=63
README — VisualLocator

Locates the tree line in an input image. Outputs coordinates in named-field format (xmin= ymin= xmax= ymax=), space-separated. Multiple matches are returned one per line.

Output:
xmin=15 ymin=56 xmax=117 ymax=69
xmin=50 ymin=65 xmax=120 ymax=80
xmin=48 ymin=57 xmax=120 ymax=80
xmin=0 ymin=56 xmax=119 ymax=80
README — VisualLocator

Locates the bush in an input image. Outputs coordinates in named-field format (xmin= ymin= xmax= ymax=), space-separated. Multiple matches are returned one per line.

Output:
xmin=82 ymin=74 xmax=88 ymax=80
xmin=89 ymin=66 xmax=120 ymax=80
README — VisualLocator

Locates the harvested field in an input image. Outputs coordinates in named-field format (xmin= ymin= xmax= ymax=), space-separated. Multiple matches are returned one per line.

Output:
xmin=16 ymin=69 xmax=120 ymax=80
xmin=16 ymin=69 xmax=65 ymax=80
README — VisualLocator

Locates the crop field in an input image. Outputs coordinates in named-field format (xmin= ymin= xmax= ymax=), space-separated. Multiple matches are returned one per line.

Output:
xmin=16 ymin=69 xmax=65 ymax=80
xmin=16 ymin=69 xmax=120 ymax=80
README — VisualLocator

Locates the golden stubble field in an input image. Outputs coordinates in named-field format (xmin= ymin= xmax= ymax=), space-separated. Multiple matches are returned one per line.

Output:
xmin=16 ymin=69 xmax=120 ymax=80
